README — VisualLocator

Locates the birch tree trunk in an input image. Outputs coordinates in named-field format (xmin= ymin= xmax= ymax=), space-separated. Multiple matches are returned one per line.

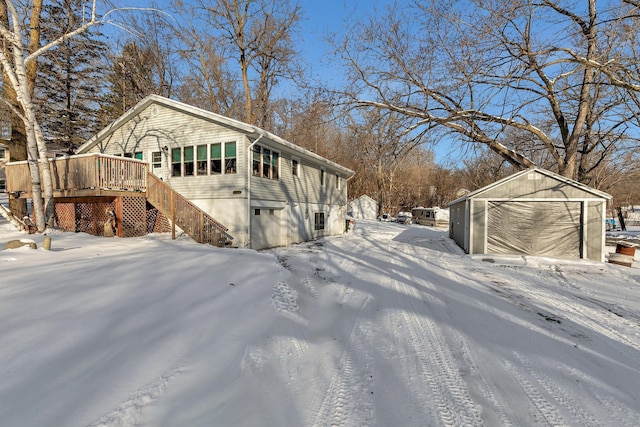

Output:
xmin=1 ymin=0 xmax=113 ymax=230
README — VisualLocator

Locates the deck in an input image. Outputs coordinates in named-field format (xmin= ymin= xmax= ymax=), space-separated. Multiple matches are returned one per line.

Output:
xmin=4 ymin=154 xmax=232 ymax=246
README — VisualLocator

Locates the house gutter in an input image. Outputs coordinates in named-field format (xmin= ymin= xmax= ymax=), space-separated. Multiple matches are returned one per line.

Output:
xmin=247 ymin=133 xmax=264 ymax=248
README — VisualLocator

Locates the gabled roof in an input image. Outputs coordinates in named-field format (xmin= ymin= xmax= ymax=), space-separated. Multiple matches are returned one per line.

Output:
xmin=76 ymin=95 xmax=354 ymax=176
xmin=353 ymin=194 xmax=377 ymax=204
xmin=449 ymin=167 xmax=611 ymax=205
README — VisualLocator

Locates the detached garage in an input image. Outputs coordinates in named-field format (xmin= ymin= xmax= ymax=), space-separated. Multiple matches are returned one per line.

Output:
xmin=449 ymin=168 xmax=611 ymax=261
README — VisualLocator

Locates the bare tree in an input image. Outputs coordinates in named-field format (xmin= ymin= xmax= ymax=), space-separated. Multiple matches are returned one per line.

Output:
xmin=337 ymin=0 xmax=640 ymax=183
xmin=0 ymin=1 xmax=151 ymax=231
xmin=1 ymin=0 xmax=54 ymax=230
xmin=189 ymin=0 xmax=301 ymax=127
xmin=346 ymin=108 xmax=429 ymax=214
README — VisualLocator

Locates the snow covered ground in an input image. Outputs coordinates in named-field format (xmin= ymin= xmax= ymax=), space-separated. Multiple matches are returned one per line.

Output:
xmin=1 ymin=198 xmax=639 ymax=426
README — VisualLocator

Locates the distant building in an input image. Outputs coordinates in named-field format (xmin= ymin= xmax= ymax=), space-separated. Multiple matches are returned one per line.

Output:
xmin=349 ymin=195 xmax=378 ymax=220
xmin=449 ymin=168 xmax=611 ymax=262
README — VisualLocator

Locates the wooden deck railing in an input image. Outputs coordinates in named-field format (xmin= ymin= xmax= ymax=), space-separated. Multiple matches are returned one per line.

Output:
xmin=5 ymin=153 xmax=146 ymax=194
xmin=5 ymin=153 xmax=232 ymax=247
xmin=146 ymin=173 xmax=232 ymax=247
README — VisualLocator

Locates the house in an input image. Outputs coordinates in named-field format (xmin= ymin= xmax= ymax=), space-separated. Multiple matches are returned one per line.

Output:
xmin=448 ymin=167 xmax=611 ymax=261
xmin=76 ymin=95 xmax=354 ymax=249
xmin=349 ymin=195 xmax=378 ymax=220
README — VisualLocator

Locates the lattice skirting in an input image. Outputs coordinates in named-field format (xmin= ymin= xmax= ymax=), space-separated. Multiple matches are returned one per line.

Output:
xmin=52 ymin=197 xmax=170 ymax=237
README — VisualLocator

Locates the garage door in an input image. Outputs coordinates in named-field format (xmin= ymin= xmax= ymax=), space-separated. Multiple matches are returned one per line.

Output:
xmin=487 ymin=201 xmax=581 ymax=258
xmin=250 ymin=207 xmax=283 ymax=250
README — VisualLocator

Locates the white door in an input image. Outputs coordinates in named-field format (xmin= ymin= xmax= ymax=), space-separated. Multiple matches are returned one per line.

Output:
xmin=250 ymin=207 xmax=283 ymax=250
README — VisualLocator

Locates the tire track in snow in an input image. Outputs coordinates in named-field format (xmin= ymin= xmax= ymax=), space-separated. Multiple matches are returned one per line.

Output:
xmin=513 ymin=352 xmax=601 ymax=427
xmin=389 ymin=270 xmax=483 ymax=427
xmin=503 ymin=359 xmax=567 ymax=427
xmin=311 ymin=297 xmax=375 ymax=427
xmin=477 ymin=265 xmax=640 ymax=359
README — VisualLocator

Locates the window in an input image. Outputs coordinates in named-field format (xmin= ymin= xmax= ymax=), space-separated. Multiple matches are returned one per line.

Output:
xmin=0 ymin=179 xmax=5 ymax=192
xmin=210 ymin=143 xmax=222 ymax=174
xmin=255 ymin=209 xmax=261 ymax=215
xmin=252 ymin=145 xmax=262 ymax=176
xmin=335 ymin=174 xmax=340 ymax=189
xmin=225 ymin=142 xmax=237 ymax=174
xmin=152 ymin=151 xmax=161 ymax=168
xmin=123 ymin=152 xmax=133 ymax=158
xmin=292 ymin=158 xmax=299 ymax=176
xmin=134 ymin=152 xmax=143 ymax=160
xmin=272 ymin=152 xmax=279 ymax=180
xmin=263 ymin=148 xmax=271 ymax=178
xmin=171 ymin=148 xmax=181 ymax=176
xmin=252 ymin=144 xmax=279 ymax=179
xmin=197 ymin=144 xmax=208 ymax=175
xmin=0 ymin=147 xmax=6 ymax=160
xmin=184 ymin=146 xmax=195 ymax=176
xmin=314 ymin=212 xmax=325 ymax=231
xmin=320 ymin=169 xmax=325 ymax=186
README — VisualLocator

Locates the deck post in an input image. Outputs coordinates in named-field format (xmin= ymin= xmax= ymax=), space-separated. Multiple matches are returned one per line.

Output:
xmin=171 ymin=191 xmax=176 ymax=240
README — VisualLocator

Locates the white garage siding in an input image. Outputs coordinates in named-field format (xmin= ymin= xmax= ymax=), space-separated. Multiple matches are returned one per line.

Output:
xmin=450 ymin=168 xmax=611 ymax=262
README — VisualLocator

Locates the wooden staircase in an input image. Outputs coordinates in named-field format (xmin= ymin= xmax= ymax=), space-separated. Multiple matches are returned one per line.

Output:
xmin=146 ymin=173 xmax=232 ymax=247
xmin=4 ymin=154 xmax=233 ymax=246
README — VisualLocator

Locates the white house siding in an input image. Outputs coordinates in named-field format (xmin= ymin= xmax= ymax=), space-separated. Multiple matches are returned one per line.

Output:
xmin=81 ymin=97 xmax=353 ymax=249
xmin=351 ymin=195 xmax=378 ymax=220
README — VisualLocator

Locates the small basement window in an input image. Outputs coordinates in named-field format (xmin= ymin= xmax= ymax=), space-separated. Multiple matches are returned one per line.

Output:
xmin=314 ymin=212 xmax=325 ymax=231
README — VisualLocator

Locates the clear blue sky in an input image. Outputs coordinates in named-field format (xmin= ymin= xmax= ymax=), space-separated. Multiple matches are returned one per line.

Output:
xmin=299 ymin=0 xmax=395 ymax=82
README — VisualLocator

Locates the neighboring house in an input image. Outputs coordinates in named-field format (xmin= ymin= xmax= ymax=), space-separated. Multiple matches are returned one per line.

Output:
xmin=76 ymin=95 xmax=354 ymax=249
xmin=448 ymin=167 xmax=611 ymax=262
xmin=349 ymin=195 xmax=378 ymax=220
xmin=0 ymin=143 xmax=9 ymax=192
